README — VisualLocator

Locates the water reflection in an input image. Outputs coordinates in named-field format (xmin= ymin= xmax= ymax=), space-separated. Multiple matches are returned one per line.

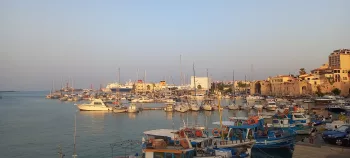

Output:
xmin=128 ymin=113 xmax=137 ymax=119
xmin=165 ymin=112 xmax=173 ymax=120
xmin=77 ymin=111 xmax=109 ymax=134
xmin=204 ymin=111 xmax=212 ymax=117
xmin=78 ymin=111 xmax=110 ymax=119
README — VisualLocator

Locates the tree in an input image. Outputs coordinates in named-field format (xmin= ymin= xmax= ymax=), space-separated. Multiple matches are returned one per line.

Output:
xmin=315 ymin=86 xmax=324 ymax=97
xmin=197 ymin=85 xmax=202 ymax=89
xmin=331 ymin=88 xmax=341 ymax=96
xmin=299 ymin=68 xmax=306 ymax=75
xmin=237 ymin=81 xmax=248 ymax=88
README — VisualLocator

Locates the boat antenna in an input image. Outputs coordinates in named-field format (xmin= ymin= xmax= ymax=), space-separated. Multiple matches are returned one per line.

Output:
xmin=72 ymin=115 xmax=77 ymax=158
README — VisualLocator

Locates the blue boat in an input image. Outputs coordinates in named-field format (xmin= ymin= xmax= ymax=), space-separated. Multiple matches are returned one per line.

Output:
xmin=214 ymin=116 xmax=296 ymax=149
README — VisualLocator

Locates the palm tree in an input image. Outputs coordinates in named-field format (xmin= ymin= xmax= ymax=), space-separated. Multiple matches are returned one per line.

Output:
xmin=197 ymin=85 xmax=202 ymax=89
xmin=299 ymin=68 xmax=306 ymax=75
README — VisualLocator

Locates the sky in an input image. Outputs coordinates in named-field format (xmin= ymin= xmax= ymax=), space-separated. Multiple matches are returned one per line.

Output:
xmin=1 ymin=0 xmax=350 ymax=91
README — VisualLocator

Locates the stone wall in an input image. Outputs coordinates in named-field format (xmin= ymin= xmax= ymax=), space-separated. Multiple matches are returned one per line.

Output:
xmin=250 ymin=80 xmax=313 ymax=96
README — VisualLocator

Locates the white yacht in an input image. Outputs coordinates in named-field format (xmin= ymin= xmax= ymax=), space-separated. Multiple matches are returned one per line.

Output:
xmin=127 ymin=103 xmax=139 ymax=113
xmin=266 ymin=101 xmax=277 ymax=111
xmin=76 ymin=99 xmax=112 ymax=111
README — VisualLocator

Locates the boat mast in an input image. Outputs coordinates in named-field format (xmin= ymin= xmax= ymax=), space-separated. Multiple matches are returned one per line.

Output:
xmin=193 ymin=63 xmax=196 ymax=102
xmin=72 ymin=115 xmax=77 ymax=158
xmin=180 ymin=55 xmax=183 ymax=86
xmin=206 ymin=68 xmax=209 ymax=97
xmin=233 ymin=70 xmax=235 ymax=103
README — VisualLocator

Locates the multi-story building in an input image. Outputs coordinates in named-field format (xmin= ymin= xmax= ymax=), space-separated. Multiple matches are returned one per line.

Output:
xmin=329 ymin=49 xmax=350 ymax=82
xmin=190 ymin=76 xmax=211 ymax=90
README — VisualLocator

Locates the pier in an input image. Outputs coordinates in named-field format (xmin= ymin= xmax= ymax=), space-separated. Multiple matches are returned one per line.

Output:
xmin=293 ymin=142 xmax=350 ymax=158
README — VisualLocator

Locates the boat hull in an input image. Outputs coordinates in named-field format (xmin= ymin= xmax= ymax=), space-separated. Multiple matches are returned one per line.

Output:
xmin=254 ymin=135 xmax=296 ymax=148
xmin=77 ymin=105 xmax=112 ymax=111
xmin=267 ymin=107 xmax=277 ymax=111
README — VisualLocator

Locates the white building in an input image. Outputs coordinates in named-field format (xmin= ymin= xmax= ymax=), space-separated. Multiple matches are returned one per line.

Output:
xmin=190 ymin=76 xmax=211 ymax=90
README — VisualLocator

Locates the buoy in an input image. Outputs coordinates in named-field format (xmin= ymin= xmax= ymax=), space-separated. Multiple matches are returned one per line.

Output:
xmin=212 ymin=128 xmax=221 ymax=136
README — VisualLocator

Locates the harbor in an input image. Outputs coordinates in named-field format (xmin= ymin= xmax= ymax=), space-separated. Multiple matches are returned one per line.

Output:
xmin=2 ymin=1 xmax=350 ymax=158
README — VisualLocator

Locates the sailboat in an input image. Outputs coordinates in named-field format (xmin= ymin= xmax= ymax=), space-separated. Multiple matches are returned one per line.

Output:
xmin=190 ymin=63 xmax=200 ymax=111
xmin=228 ymin=70 xmax=239 ymax=110
xmin=112 ymin=68 xmax=128 ymax=113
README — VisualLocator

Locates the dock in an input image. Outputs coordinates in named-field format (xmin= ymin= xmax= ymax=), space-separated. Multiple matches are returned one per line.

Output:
xmin=293 ymin=142 xmax=350 ymax=158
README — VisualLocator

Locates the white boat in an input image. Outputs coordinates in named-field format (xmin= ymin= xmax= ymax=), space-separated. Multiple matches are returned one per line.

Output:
xmin=127 ymin=103 xmax=139 ymax=113
xmin=163 ymin=103 xmax=174 ymax=112
xmin=246 ymin=95 xmax=265 ymax=101
xmin=325 ymin=120 xmax=347 ymax=130
xmin=174 ymin=103 xmax=190 ymax=113
xmin=131 ymin=97 xmax=154 ymax=103
xmin=227 ymin=103 xmax=239 ymax=110
xmin=266 ymin=101 xmax=277 ymax=111
xmin=253 ymin=100 xmax=263 ymax=109
xmin=162 ymin=98 xmax=175 ymax=103
xmin=344 ymin=103 xmax=350 ymax=110
xmin=201 ymin=99 xmax=213 ymax=111
xmin=76 ymin=99 xmax=113 ymax=111
xmin=190 ymin=102 xmax=200 ymax=111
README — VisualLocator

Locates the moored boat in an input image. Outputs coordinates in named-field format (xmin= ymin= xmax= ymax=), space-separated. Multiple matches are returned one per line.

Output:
xmin=127 ymin=103 xmax=139 ymax=113
xmin=164 ymin=103 xmax=174 ymax=112
xmin=266 ymin=101 xmax=277 ymax=111
xmin=76 ymin=99 xmax=113 ymax=111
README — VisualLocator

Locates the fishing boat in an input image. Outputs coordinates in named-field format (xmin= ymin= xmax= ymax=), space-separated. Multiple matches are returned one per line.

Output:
xmin=127 ymin=103 xmax=139 ymax=113
xmin=164 ymin=103 xmax=174 ymax=112
xmin=266 ymin=101 xmax=277 ymax=111
xmin=142 ymin=128 xmax=252 ymax=158
xmin=76 ymin=99 xmax=113 ymax=111
xmin=233 ymin=116 xmax=296 ymax=148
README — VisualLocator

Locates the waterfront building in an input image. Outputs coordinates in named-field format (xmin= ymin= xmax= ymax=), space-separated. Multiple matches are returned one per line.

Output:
xmin=329 ymin=49 xmax=350 ymax=82
xmin=190 ymin=76 xmax=211 ymax=90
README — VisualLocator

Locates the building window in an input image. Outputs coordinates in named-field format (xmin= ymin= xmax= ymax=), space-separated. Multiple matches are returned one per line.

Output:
xmin=343 ymin=77 xmax=348 ymax=80
xmin=307 ymin=78 xmax=310 ymax=80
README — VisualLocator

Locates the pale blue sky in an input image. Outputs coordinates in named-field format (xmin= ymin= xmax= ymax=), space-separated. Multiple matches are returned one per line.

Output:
xmin=1 ymin=0 xmax=349 ymax=90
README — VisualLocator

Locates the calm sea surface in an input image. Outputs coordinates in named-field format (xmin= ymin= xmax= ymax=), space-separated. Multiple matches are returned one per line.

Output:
xmin=0 ymin=91 xmax=292 ymax=158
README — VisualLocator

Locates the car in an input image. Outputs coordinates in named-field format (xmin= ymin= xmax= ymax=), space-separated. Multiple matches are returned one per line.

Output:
xmin=322 ymin=125 xmax=350 ymax=146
